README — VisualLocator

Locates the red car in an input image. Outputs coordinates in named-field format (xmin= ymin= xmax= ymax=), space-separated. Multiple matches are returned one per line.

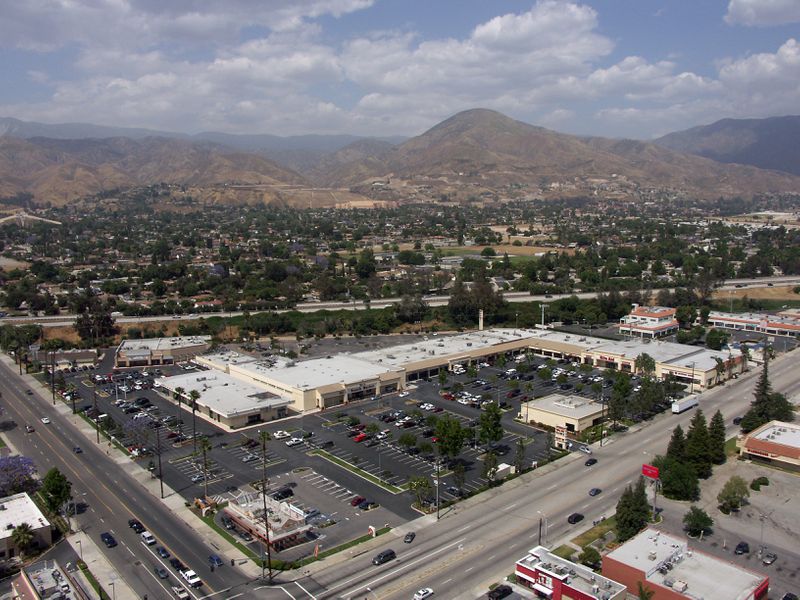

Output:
xmin=353 ymin=433 xmax=367 ymax=442
xmin=442 ymin=393 xmax=455 ymax=400
xmin=350 ymin=496 xmax=365 ymax=506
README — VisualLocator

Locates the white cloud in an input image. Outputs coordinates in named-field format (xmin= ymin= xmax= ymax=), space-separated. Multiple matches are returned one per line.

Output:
xmin=725 ymin=0 xmax=800 ymax=26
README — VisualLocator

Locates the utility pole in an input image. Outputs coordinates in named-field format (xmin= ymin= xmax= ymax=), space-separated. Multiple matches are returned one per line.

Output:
xmin=435 ymin=458 xmax=441 ymax=521
xmin=92 ymin=387 xmax=99 ymax=444
xmin=156 ymin=423 xmax=164 ymax=499
xmin=259 ymin=431 xmax=273 ymax=583
xmin=599 ymin=393 xmax=606 ymax=447
xmin=50 ymin=352 xmax=56 ymax=405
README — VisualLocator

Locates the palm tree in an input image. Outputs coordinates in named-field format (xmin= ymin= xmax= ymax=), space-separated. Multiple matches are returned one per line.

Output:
xmin=173 ymin=386 xmax=185 ymax=426
xmin=200 ymin=437 xmax=212 ymax=498
xmin=11 ymin=522 xmax=34 ymax=557
xmin=189 ymin=389 xmax=201 ymax=452
xmin=637 ymin=581 xmax=655 ymax=600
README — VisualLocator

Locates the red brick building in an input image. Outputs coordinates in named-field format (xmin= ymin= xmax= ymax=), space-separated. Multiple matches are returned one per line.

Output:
xmin=602 ymin=529 xmax=769 ymax=600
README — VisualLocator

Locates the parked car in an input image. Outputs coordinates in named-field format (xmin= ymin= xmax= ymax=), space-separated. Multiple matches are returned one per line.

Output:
xmin=372 ymin=549 xmax=396 ymax=565
xmin=350 ymin=495 xmax=366 ymax=507
xmin=735 ymin=541 xmax=750 ymax=555
xmin=762 ymin=551 xmax=777 ymax=565
xmin=487 ymin=584 xmax=513 ymax=599
xmin=272 ymin=430 xmax=290 ymax=439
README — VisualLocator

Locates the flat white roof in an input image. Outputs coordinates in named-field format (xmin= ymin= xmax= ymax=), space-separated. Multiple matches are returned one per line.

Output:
xmin=752 ymin=421 xmax=800 ymax=449
xmin=606 ymin=528 xmax=765 ymax=600
xmin=157 ymin=371 xmax=290 ymax=417
xmin=0 ymin=493 xmax=50 ymax=541
xmin=235 ymin=355 xmax=397 ymax=390
xmin=198 ymin=350 xmax=258 ymax=368
xmin=594 ymin=338 xmax=741 ymax=372
xmin=522 ymin=393 xmax=603 ymax=419
xmin=118 ymin=336 xmax=211 ymax=353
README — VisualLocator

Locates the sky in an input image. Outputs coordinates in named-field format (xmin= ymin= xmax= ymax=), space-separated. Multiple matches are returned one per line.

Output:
xmin=1 ymin=0 xmax=799 ymax=139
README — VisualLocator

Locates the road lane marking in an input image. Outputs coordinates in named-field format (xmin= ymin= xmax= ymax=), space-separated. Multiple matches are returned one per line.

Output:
xmin=294 ymin=581 xmax=317 ymax=599
xmin=457 ymin=525 xmax=471 ymax=533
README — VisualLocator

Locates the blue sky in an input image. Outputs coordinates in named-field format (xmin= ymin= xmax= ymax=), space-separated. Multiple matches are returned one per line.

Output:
xmin=1 ymin=0 xmax=799 ymax=139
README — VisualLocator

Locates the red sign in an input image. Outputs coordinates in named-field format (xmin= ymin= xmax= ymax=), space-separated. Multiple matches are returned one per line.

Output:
xmin=642 ymin=464 xmax=660 ymax=479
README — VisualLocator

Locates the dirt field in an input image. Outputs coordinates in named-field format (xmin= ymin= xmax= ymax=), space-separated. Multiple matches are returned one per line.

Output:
xmin=0 ymin=257 xmax=30 ymax=271
xmin=713 ymin=286 xmax=800 ymax=301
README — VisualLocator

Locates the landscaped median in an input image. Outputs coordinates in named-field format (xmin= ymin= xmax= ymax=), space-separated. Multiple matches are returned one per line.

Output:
xmin=309 ymin=449 xmax=406 ymax=494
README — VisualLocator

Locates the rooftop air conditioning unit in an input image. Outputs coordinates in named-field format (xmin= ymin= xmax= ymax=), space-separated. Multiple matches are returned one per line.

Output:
xmin=648 ymin=551 xmax=657 ymax=560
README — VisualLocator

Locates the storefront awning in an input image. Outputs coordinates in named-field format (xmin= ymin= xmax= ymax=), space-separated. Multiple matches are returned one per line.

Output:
xmin=532 ymin=583 xmax=553 ymax=597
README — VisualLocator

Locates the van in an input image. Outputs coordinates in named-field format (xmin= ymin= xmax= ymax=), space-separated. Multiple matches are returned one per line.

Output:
xmin=141 ymin=531 xmax=156 ymax=545
xmin=372 ymin=549 xmax=396 ymax=565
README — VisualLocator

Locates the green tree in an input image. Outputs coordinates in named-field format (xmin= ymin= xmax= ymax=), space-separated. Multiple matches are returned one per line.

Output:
xmin=683 ymin=506 xmax=713 ymax=537
xmin=685 ymin=410 xmax=712 ymax=478
xmin=717 ymin=475 xmax=749 ymax=513
xmin=666 ymin=425 xmax=686 ymax=461
xmin=408 ymin=476 xmax=432 ymax=509
xmin=479 ymin=402 xmax=503 ymax=446
xmin=11 ymin=523 xmax=35 ymax=557
xmin=637 ymin=582 xmax=655 ymax=600
xmin=41 ymin=468 xmax=71 ymax=514
xmin=435 ymin=415 xmax=466 ymax=460
xmin=740 ymin=349 xmax=794 ymax=432
xmin=616 ymin=478 xmax=650 ymax=542
xmin=513 ymin=437 xmax=526 ymax=474
xmin=398 ymin=432 xmax=417 ymax=449
xmin=200 ymin=437 xmax=212 ymax=498
xmin=708 ymin=410 xmax=727 ymax=465
xmin=579 ymin=546 xmax=601 ymax=568
xmin=482 ymin=450 xmax=498 ymax=484
xmin=634 ymin=353 xmax=656 ymax=377
xmin=655 ymin=456 xmax=700 ymax=501
xmin=452 ymin=461 xmax=466 ymax=492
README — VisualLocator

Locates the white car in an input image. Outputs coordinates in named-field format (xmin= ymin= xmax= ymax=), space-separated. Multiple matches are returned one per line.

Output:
xmin=171 ymin=586 xmax=190 ymax=599
xmin=398 ymin=391 xmax=410 ymax=398
xmin=286 ymin=437 xmax=304 ymax=447
xmin=41 ymin=417 xmax=51 ymax=424
xmin=272 ymin=430 xmax=290 ymax=439
xmin=180 ymin=569 xmax=202 ymax=587
xmin=413 ymin=589 xmax=434 ymax=600
xmin=376 ymin=430 xmax=390 ymax=440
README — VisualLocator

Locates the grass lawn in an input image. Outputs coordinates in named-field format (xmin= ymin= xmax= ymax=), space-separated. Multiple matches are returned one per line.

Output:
xmin=725 ymin=436 xmax=739 ymax=457
xmin=552 ymin=544 xmax=576 ymax=560
xmin=571 ymin=515 xmax=617 ymax=548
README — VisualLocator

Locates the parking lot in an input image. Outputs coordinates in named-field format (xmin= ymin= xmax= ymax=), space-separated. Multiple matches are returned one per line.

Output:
xmin=49 ymin=344 xmax=671 ymax=564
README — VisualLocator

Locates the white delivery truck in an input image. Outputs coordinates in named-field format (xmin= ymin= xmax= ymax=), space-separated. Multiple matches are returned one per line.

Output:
xmin=671 ymin=396 xmax=699 ymax=414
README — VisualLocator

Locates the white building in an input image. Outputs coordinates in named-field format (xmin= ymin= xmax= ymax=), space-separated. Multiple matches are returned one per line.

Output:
xmin=0 ymin=493 xmax=52 ymax=560
xmin=619 ymin=304 xmax=679 ymax=338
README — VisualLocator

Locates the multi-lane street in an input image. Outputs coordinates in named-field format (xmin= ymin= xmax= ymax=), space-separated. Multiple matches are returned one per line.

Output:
xmin=0 ymin=357 xmax=255 ymax=600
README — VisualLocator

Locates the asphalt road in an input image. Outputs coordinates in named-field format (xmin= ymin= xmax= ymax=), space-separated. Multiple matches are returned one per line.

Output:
xmin=0 ymin=357 xmax=254 ymax=600
xmin=3 ymin=275 xmax=799 ymax=327
xmin=281 ymin=349 xmax=800 ymax=600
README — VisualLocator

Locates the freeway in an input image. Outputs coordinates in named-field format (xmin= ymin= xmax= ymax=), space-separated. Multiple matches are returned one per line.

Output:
xmin=0 ymin=357 xmax=255 ymax=600
xmin=281 ymin=350 xmax=800 ymax=600
xmin=2 ymin=275 xmax=799 ymax=328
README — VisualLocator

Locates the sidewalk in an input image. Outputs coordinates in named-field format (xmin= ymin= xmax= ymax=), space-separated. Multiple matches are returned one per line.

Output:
xmin=68 ymin=531 xmax=138 ymax=600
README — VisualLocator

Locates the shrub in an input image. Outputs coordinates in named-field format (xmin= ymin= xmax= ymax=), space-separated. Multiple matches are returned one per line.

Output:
xmin=749 ymin=476 xmax=769 ymax=491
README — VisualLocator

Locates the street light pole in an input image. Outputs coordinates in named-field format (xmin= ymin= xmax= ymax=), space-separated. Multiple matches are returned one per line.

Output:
xmin=50 ymin=352 xmax=56 ymax=405
xmin=156 ymin=423 xmax=164 ymax=499
xmin=259 ymin=431 xmax=273 ymax=583
xmin=109 ymin=581 xmax=115 ymax=600
xmin=92 ymin=387 xmax=99 ymax=444
xmin=75 ymin=539 xmax=82 ymax=561
xmin=435 ymin=458 xmax=441 ymax=521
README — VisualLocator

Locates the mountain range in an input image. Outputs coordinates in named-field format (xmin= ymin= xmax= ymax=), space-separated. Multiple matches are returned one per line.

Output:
xmin=1 ymin=111 xmax=799 ymax=205
xmin=654 ymin=115 xmax=800 ymax=176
